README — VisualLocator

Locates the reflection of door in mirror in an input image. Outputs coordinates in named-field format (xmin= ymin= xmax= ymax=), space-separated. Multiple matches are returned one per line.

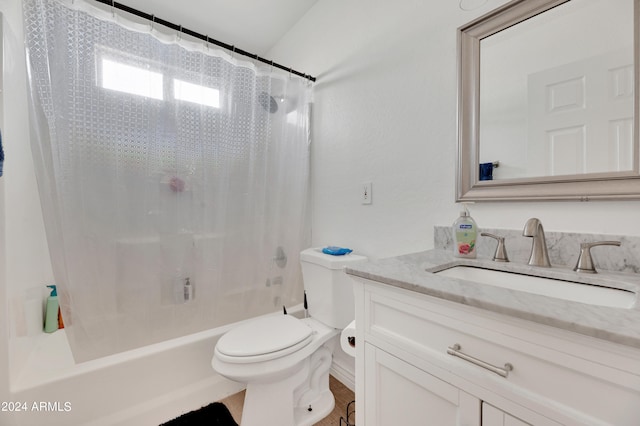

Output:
xmin=528 ymin=50 xmax=633 ymax=177
xmin=478 ymin=0 xmax=634 ymax=180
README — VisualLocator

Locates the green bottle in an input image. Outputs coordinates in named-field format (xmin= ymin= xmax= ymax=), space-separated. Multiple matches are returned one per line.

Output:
xmin=44 ymin=285 xmax=59 ymax=333
xmin=453 ymin=204 xmax=477 ymax=259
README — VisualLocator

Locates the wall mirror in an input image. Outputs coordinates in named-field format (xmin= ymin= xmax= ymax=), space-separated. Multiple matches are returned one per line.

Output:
xmin=457 ymin=0 xmax=640 ymax=201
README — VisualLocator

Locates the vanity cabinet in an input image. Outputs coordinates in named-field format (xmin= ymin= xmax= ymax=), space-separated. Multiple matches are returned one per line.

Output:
xmin=353 ymin=278 xmax=640 ymax=426
xmin=364 ymin=343 xmax=481 ymax=425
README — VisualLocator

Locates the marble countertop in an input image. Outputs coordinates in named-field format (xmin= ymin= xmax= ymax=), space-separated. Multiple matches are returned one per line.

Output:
xmin=345 ymin=249 xmax=640 ymax=349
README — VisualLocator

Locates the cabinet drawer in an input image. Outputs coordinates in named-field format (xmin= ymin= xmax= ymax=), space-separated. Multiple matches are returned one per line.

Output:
xmin=363 ymin=284 xmax=640 ymax=426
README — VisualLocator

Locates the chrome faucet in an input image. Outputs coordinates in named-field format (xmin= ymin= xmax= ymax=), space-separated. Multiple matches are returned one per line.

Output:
xmin=522 ymin=218 xmax=551 ymax=267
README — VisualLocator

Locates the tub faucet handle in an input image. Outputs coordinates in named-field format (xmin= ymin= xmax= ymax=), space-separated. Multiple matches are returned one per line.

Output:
xmin=480 ymin=233 xmax=509 ymax=262
xmin=573 ymin=241 xmax=621 ymax=274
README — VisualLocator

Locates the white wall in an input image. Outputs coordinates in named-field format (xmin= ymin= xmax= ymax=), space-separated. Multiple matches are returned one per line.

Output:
xmin=0 ymin=3 xmax=7 ymax=405
xmin=267 ymin=0 xmax=640 ymax=260
xmin=0 ymin=91 xmax=6 ymax=406
xmin=0 ymin=0 xmax=56 ymax=401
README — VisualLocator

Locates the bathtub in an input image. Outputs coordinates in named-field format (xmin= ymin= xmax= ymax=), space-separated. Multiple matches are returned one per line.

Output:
xmin=7 ymin=305 xmax=302 ymax=426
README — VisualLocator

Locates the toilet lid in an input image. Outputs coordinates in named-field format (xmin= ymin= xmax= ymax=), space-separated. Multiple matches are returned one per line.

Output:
xmin=217 ymin=315 xmax=313 ymax=358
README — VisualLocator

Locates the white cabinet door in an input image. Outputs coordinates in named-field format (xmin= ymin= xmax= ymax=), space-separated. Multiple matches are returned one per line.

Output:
xmin=482 ymin=402 xmax=531 ymax=426
xmin=364 ymin=343 xmax=481 ymax=426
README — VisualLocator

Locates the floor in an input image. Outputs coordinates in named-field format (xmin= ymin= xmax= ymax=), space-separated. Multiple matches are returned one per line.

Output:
xmin=219 ymin=375 xmax=355 ymax=425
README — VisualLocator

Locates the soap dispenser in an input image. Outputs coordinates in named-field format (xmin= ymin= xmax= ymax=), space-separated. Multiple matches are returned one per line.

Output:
xmin=453 ymin=204 xmax=478 ymax=259
xmin=44 ymin=285 xmax=59 ymax=333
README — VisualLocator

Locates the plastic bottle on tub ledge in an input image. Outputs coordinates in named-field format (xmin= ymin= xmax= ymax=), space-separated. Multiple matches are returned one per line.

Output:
xmin=453 ymin=203 xmax=477 ymax=259
xmin=44 ymin=285 xmax=59 ymax=333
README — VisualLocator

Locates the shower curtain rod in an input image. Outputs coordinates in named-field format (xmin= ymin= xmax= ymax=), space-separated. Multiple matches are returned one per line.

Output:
xmin=91 ymin=0 xmax=316 ymax=82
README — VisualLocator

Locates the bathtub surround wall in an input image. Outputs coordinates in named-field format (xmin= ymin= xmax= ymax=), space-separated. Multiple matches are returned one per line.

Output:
xmin=0 ymin=12 xmax=7 ymax=407
xmin=0 ymin=0 xmax=58 ymax=411
xmin=0 ymin=159 xmax=7 ymax=407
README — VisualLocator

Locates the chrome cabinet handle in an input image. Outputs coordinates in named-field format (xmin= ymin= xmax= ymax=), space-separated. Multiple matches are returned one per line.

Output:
xmin=447 ymin=344 xmax=513 ymax=378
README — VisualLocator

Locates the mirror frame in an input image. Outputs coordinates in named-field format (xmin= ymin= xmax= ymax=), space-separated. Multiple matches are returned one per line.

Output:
xmin=457 ymin=0 xmax=640 ymax=201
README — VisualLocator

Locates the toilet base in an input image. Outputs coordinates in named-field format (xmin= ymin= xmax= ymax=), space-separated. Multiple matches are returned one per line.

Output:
xmin=293 ymin=389 xmax=334 ymax=426
xmin=239 ymin=345 xmax=335 ymax=426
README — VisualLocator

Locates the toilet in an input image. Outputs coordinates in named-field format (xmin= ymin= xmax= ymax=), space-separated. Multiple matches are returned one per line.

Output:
xmin=212 ymin=247 xmax=367 ymax=426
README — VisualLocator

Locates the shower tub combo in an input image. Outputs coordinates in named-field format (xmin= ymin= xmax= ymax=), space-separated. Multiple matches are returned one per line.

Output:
xmin=8 ymin=306 xmax=302 ymax=426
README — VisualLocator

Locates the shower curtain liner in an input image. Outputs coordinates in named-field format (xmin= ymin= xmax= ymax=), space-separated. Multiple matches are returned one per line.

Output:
xmin=23 ymin=0 xmax=312 ymax=362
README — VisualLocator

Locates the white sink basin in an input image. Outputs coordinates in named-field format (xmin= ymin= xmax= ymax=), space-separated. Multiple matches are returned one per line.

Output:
xmin=435 ymin=266 xmax=636 ymax=309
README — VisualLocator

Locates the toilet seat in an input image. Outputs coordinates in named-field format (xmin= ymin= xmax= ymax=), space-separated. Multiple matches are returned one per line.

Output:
xmin=216 ymin=315 xmax=314 ymax=364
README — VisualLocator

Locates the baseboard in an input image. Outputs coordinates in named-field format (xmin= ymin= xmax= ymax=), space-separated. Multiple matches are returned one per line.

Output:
xmin=330 ymin=360 xmax=355 ymax=393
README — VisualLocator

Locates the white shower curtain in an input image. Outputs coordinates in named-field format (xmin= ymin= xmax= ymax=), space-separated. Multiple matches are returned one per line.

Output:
xmin=24 ymin=0 xmax=312 ymax=361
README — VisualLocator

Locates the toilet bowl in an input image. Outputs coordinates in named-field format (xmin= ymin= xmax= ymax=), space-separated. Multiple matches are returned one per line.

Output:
xmin=213 ymin=316 xmax=338 ymax=425
xmin=211 ymin=247 xmax=367 ymax=426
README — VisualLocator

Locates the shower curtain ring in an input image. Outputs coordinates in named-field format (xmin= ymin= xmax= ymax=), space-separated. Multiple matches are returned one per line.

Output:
xmin=111 ymin=0 xmax=116 ymax=17
xmin=205 ymin=35 xmax=209 ymax=50
xmin=231 ymin=45 xmax=235 ymax=58
xmin=150 ymin=14 xmax=155 ymax=32
xmin=289 ymin=67 xmax=293 ymax=79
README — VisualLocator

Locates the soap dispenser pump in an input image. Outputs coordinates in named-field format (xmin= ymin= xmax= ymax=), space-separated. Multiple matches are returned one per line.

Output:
xmin=44 ymin=285 xmax=59 ymax=333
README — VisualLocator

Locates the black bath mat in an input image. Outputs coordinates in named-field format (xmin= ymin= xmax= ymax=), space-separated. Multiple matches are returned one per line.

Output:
xmin=160 ymin=402 xmax=238 ymax=426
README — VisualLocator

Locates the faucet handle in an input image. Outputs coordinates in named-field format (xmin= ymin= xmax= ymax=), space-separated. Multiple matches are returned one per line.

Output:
xmin=480 ymin=232 xmax=509 ymax=262
xmin=573 ymin=241 xmax=621 ymax=274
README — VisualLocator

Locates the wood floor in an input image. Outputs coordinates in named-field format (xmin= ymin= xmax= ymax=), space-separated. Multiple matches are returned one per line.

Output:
xmin=219 ymin=375 xmax=355 ymax=425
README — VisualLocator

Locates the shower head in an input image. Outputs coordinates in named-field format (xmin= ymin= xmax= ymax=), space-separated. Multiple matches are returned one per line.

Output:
xmin=258 ymin=91 xmax=278 ymax=114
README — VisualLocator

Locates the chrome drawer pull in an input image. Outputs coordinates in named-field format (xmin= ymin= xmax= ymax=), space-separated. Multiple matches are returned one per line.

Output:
xmin=447 ymin=344 xmax=513 ymax=378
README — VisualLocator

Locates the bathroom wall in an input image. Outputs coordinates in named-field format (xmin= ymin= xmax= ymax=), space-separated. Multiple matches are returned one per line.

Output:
xmin=267 ymin=0 xmax=640 ymax=260
xmin=0 ymin=0 xmax=57 ymax=395
xmin=0 ymin=3 xmax=7 ymax=405
xmin=0 ymin=131 xmax=7 ymax=405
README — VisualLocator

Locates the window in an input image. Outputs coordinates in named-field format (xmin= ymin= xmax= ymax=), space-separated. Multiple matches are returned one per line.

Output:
xmin=99 ymin=55 xmax=220 ymax=109
xmin=101 ymin=58 xmax=164 ymax=100
xmin=174 ymin=79 xmax=220 ymax=108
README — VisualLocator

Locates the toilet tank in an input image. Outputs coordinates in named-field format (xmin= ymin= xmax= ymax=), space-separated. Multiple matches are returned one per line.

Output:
xmin=300 ymin=248 xmax=368 ymax=329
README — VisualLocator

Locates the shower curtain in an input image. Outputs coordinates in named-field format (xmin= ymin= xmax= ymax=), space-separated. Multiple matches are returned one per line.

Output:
xmin=23 ymin=0 xmax=312 ymax=362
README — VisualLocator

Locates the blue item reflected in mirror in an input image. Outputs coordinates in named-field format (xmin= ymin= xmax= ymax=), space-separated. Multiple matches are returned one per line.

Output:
xmin=479 ymin=162 xmax=493 ymax=181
